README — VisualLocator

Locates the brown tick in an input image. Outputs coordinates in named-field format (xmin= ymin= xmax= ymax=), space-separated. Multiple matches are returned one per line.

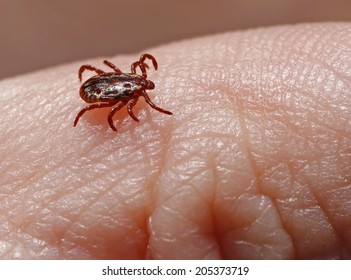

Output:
xmin=73 ymin=53 xmax=173 ymax=131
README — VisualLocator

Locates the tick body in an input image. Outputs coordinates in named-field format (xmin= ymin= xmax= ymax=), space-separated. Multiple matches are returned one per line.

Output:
xmin=73 ymin=53 xmax=173 ymax=131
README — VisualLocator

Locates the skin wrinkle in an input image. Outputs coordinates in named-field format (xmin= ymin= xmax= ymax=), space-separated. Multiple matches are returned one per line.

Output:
xmin=289 ymin=121 xmax=334 ymax=252
xmin=263 ymin=171 xmax=298 ymax=258
xmin=300 ymin=174 xmax=343 ymax=249
xmin=22 ymin=187 xmax=99 ymax=251
xmin=154 ymin=161 xmax=207 ymax=207
xmin=148 ymin=127 xmax=222 ymax=259
xmin=309 ymin=56 xmax=350 ymax=86
xmin=5 ymin=228 xmax=53 ymax=259
xmin=106 ymin=208 xmax=148 ymax=259
xmin=108 ymin=186 xmax=151 ymax=258
xmin=2 ymin=126 xmax=59 ymax=178
xmin=2 ymin=186 xmax=41 ymax=232
xmin=161 ymin=192 xmax=217 ymax=257
xmin=61 ymin=197 xmax=145 ymax=259
xmin=146 ymin=118 xmax=174 ymax=207
xmin=222 ymin=194 xmax=288 ymax=259
xmin=285 ymin=159 xmax=338 ymax=257
xmin=4 ymin=119 xmax=108 ymax=200
xmin=293 ymin=162 xmax=337 ymax=256
xmin=0 ymin=219 xmax=20 ymax=254
xmin=210 ymin=151 xmax=224 ymax=258
xmin=23 ymin=166 xmax=98 ymax=219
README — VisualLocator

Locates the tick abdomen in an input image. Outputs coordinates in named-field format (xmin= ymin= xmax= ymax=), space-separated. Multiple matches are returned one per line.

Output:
xmin=80 ymin=73 xmax=143 ymax=103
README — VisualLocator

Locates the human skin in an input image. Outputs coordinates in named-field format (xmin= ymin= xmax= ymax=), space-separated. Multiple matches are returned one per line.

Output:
xmin=0 ymin=22 xmax=350 ymax=259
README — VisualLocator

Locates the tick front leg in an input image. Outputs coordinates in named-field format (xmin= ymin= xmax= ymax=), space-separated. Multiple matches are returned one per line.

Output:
xmin=142 ymin=92 xmax=173 ymax=115
xmin=131 ymin=61 xmax=148 ymax=78
xmin=127 ymin=97 xmax=140 ymax=122
xmin=103 ymin=60 xmax=122 ymax=74
xmin=108 ymin=101 xmax=128 ymax=131
xmin=73 ymin=102 xmax=113 ymax=127
xmin=130 ymin=53 xmax=158 ymax=78
xmin=78 ymin=65 xmax=105 ymax=82
xmin=139 ymin=53 xmax=158 ymax=70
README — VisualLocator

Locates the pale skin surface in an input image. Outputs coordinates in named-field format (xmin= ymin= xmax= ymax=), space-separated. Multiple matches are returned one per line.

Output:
xmin=0 ymin=23 xmax=350 ymax=259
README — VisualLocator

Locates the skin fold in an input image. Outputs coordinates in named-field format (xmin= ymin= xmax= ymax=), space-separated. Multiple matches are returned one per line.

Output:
xmin=0 ymin=23 xmax=350 ymax=259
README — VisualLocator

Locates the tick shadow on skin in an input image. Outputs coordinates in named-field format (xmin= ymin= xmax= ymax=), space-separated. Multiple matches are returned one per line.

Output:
xmin=76 ymin=102 xmax=146 ymax=132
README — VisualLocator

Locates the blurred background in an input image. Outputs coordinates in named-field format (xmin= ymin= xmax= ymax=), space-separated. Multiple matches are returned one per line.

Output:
xmin=1 ymin=0 xmax=350 ymax=79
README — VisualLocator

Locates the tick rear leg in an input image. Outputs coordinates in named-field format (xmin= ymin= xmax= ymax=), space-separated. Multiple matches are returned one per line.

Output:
xmin=108 ymin=100 xmax=128 ymax=131
xmin=127 ymin=97 xmax=140 ymax=122
xmin=74 ymin=102 xmax=114 ymax=127
xmin=103 ymin=60 xmax=122 ymax=74
xmin=78 ymin=65 xmax=105 ymax=82
xmin=142 ymin=92 xmax=173 ymax=115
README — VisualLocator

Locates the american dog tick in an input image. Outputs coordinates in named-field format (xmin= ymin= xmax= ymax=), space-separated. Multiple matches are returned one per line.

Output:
xmin=73 ymin=53 xmax=172 ymax=131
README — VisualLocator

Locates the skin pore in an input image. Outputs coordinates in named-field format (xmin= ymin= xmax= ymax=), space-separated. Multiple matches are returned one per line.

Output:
xmin=0 ymin=23 xmax=350 ymax=259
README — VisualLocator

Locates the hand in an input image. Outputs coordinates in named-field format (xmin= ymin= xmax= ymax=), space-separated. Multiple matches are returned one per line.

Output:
xmin=0 ymin=22 xmax=350 ymax=259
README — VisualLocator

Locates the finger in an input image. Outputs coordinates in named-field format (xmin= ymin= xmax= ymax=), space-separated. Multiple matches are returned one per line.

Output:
xmin=0 ymin=23 xmax=350 ymax=259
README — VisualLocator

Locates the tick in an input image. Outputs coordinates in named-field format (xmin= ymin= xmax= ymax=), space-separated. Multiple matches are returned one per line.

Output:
xmin=73 ymin=53 xmax=173 ymax=131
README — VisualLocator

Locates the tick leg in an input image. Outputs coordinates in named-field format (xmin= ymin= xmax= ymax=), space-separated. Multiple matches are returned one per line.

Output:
xmin=127 ymin=97 xmax=140 ymax=122
xmin=131 ymin=61 xmax=148 ymax=78
xmin=103 ymin=60 xmax=122 ymax=74
xmin=78 ymin=65 xmax=105 ymax=82
xmin=130 ymin=54 xmax=158 ymax=78
xmin=139 ymin=53 xmax=158 ymax=70
xmin=141 ymin=92 xmax=173 ymax=115
xmin=73 ymin=102 xmax=114 ymax=127
xmin=108 ymin=101 xmax=128 ymax=131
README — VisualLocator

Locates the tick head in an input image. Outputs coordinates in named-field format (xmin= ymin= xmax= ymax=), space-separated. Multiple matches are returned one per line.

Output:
xmin=145 ymin=80 xmax=155 ymax=90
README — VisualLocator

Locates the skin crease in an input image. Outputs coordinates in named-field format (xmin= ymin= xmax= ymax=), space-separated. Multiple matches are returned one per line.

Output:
xmin=0 ymin=23 xmax=350 ymax=259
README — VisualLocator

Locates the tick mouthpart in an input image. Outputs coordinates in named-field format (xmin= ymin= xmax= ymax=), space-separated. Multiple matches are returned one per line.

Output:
xmin=147 ymin=80 xmax=155 ymax=90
